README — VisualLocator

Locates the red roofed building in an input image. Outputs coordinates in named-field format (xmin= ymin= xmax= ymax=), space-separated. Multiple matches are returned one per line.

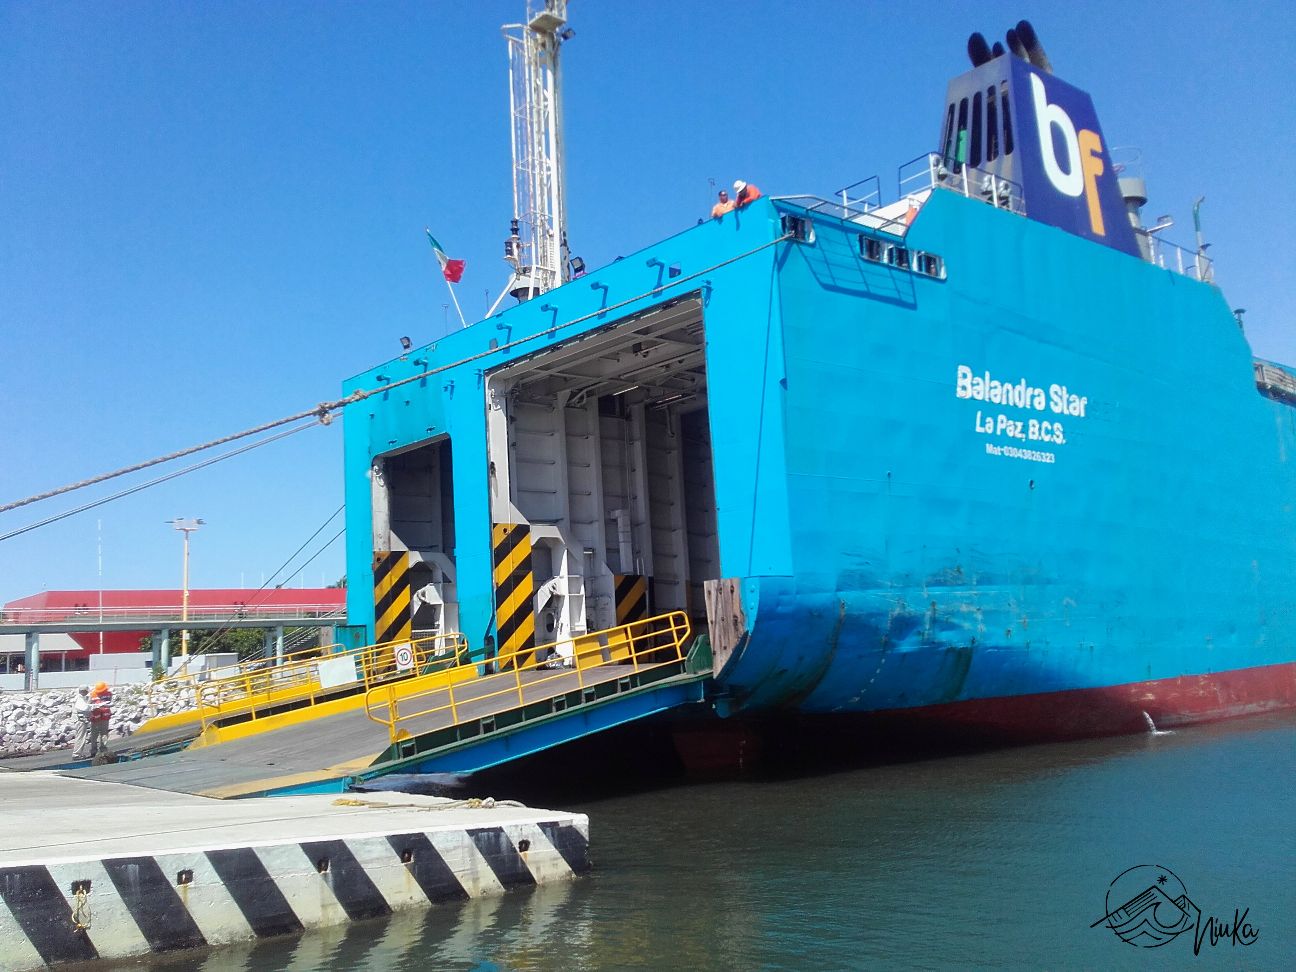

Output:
xmin=2 ymin=588 xmax=346 ymax=660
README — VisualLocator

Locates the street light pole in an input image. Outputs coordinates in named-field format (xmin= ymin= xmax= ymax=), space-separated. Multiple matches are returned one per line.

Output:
xmin=168 ymin=518 xmax=205 ymax=658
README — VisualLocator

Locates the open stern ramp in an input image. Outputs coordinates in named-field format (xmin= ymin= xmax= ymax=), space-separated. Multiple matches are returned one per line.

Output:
xmin=359 ymin=610 xmax=709 ymax=778
xmin=64 ymin=613 xmax=709 ymax=797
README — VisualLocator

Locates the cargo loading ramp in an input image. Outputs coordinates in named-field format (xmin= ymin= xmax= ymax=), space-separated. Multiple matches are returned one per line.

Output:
xmin=61 ymin=613 xmax=710 ymax=798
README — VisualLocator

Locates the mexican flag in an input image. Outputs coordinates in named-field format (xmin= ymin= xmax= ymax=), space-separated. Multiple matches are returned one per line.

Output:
xmin=425 ymin=229 xmax=465 ymax=283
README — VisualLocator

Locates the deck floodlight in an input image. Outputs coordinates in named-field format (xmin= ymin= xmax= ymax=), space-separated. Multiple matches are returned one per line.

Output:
xmin=1145 ymin=215 xmax=1174 ymax=236
xmin=400 ymin=336 xmax=412 ymax=351
xmin=569 ymin=256 xmax=586 ymax=277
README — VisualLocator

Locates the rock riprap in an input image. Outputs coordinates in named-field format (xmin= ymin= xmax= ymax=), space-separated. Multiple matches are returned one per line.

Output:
xmin=0 ymin=682 xmax=197 ymax=758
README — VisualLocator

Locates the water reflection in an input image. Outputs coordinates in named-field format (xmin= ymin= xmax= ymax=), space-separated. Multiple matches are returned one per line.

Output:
xmin=116 ymin=712 xmax=1294 ymax=970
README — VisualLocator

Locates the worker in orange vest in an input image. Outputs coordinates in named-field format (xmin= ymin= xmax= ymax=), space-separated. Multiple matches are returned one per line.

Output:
xmin=711 ymin=189 xmax=736 ymax=218
xmin=88 ymin=681 xmax=113 ymax=759
xmin=734 ymin=180 xmax=762 ymax=207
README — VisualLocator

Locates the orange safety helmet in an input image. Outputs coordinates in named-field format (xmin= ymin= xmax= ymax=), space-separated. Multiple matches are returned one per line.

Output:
xmin=93 ymin=681 xmax=109 ymax=695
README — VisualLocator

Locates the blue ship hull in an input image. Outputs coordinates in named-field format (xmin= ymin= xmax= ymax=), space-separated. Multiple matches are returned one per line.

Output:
xmin=705 ymin=191 xmax=1296 ymax=729
xmin=341 ymin=186 xmax=1296 ymax=738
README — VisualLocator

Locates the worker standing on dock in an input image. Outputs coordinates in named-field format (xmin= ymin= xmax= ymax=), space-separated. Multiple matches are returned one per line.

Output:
xmin=72 ymin=685 xmax=92 ymax=759
xmin=89 ymin=682 xmax=112 ymax=760
xmin=734 ymin=179 xmax=762 ymax=207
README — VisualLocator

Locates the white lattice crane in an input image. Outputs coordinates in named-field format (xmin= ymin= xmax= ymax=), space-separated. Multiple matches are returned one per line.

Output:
xmin=494 ymin=0 xmax=576 ymax=310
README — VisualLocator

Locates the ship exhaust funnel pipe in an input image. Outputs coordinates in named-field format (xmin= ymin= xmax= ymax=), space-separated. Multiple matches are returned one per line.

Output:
xmin=1016 ymin=20 xmax=1053 ymax=73
xmin=967 ymin=32 xmax=992 ymax=67
xmin=1005 ymin=27 xmax=1028 ymax=61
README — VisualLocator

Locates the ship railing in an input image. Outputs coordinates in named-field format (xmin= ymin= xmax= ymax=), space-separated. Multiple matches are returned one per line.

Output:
xmin=363 ymin=611 xmax=692 ymax=744
xmin=792 ymin=188 xmax=915 ymax=239
xmin=181 ymin=631 xmax=470 ymax=734
xmin=834 ymin=175 xmax=881 ymax=215
xmin=154 ymin=639 xmax=344 ymax=696
xmin=898 ymin=153 xmax=1026 ymax=216
xmin=1140 ymin=232 xmax=1214 ymax=283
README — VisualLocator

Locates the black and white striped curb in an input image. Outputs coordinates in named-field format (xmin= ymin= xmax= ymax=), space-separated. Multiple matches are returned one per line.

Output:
xmin=0 ymin=818 xmax=589 ymax=969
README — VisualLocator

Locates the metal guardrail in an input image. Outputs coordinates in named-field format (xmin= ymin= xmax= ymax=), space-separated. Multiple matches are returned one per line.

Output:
xmin=898 ymin=153 xmax=1026 ymax=216
xmin=781 ymin=154 xmax=1023 ymax=240
xmin=835 ymin=175 xmax=881 ymax=215
xmin=783 ymin=152 xmax=1214 ymax=286
xmin=2 ymin=603 xmax=345 ymax=624
xmin=364 ymin=612 xmax=693 ymax=744
xmin=154 ymin=640 xmax=345 ymax=699
xmin=798 ymin=195 xmax=913 ymax=238
xmin=1141 ymin=233 xmax=1214 ymax=283
xmin=160 ymin=632 xmax=469 ymax=734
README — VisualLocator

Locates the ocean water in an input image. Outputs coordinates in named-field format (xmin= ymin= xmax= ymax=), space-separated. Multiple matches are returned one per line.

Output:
xmin=120 ymin=712 xmax=1294 ymax=970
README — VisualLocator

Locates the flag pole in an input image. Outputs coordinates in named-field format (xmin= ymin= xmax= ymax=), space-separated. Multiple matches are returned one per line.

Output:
xmin=445 ymin=280 xmax=467 ymax=328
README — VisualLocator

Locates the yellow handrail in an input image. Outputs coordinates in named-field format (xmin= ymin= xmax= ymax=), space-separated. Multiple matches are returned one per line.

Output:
xmin=364 ymin=611 xmax=692 ymax=744
xmin=190 ymin=631 xmax=468 ymax=733
xmin=150 ymin=639 xmax=340 ymax=694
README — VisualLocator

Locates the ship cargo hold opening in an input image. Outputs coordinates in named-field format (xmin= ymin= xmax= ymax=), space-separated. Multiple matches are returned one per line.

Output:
xmin=370 ymin=436 xmax=460 ymax=643
xmin=484 ymin=293 xmax=718 ymax=659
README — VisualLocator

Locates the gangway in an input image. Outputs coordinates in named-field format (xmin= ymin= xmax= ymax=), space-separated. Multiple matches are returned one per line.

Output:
xmin=62 ymin=613 xmax=712 ymax=798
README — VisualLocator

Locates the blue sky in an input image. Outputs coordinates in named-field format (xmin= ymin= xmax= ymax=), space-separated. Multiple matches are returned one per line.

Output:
xmin=2 ymin=1 xmax=1293 ymax=604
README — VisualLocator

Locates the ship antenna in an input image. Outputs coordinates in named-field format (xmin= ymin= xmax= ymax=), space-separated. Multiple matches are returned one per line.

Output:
xmin=1188 ymin=196 xmax=1216 ymax=283
xmin=496 ymin=0 xmax=574 ymax=309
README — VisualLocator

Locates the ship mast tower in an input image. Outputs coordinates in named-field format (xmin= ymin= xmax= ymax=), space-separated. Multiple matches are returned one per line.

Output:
xmin=499 ymin=0 xmax=573 ymax=306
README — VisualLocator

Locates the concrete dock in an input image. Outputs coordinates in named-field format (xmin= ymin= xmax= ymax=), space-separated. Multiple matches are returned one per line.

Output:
xmin=0 ymin=773 xmax=589 ymax=969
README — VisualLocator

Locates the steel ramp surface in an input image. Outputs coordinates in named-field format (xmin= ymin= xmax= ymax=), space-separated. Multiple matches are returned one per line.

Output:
xmin=59 ymin=613 xmax=711 ymax=797
xmin=59 ymin=705 xmax=388 ymax=799
xmin=59 ymin=669 xmax=570 ymax=799
xmin=60 ymin=665 xmax=705 ymax=798
xmin=361 ymin=668 xmax=710 ymax=779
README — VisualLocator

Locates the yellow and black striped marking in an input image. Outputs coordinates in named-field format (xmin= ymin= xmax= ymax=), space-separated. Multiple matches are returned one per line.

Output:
xmin=493 ymin=523 xmax=536 ymax=669
xmin=373 ymin=551 xmax=412 ymax=645
xmin=614 ymin=574 xmax=649 ymax=626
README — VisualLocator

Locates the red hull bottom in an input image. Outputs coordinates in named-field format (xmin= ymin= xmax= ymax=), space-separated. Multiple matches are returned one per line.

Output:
xmin=877 ymin=660 xmax=1296 ymax=739
xmin=672 ymin=661 xmax=1296 ymax=774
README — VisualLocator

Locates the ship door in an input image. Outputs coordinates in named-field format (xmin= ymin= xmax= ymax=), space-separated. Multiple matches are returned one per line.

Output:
xmin=484 ymin=294 xmax=720 ymax=656
xmin=371 ymin=436 xmax=459 ymax=645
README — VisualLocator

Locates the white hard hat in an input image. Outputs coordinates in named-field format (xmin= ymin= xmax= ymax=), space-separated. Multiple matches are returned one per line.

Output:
xmin=733 ymin=180 xmax=747 ymax=192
